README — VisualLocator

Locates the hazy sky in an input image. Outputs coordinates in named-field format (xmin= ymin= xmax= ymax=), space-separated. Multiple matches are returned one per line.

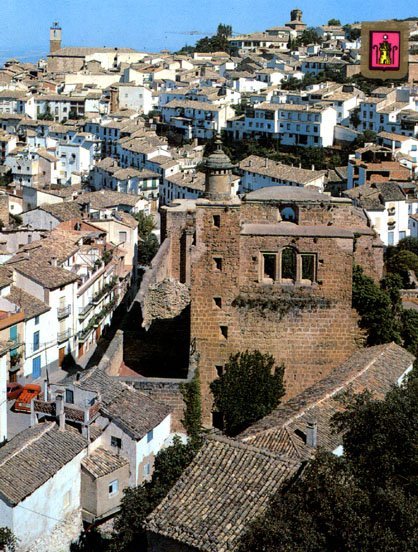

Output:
xmin=0 ymin=0 xmax=415 ymax=61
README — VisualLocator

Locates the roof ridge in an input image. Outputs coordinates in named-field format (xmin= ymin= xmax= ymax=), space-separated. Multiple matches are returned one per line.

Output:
xmin=0 ymin=422 xmax=54 ymax=469
xmin=281 ymin=344 xmax=394 ymax=428
xmin=208 ymin=434 xmax=300 ymax=466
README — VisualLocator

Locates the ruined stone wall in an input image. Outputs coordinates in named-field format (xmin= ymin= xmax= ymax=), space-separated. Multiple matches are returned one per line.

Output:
xmin=137 ymin=238 xmax=190 ymax=329
xmin=99 ymin=329 xmax=124 ymax=377
xmin=190 ymin=203 xmax=363 ymax=425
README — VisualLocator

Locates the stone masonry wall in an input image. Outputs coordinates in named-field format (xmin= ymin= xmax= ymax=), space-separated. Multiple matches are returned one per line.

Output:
xmin=190 ymin=202 xmax=364 ymax=425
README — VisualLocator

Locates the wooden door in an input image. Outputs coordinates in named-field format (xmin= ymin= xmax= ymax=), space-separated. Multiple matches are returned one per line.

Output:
xmin=58 ymin=347 xmax=65 ymax=367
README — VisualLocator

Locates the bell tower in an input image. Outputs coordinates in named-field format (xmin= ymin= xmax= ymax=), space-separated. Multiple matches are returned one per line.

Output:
xmin=290 ymin=8 xmax=303 ymax=22
xmin=50 ymin=22 xmax=62 ymax=54
xmin=204 ymin=135 xmax=235 ymax=200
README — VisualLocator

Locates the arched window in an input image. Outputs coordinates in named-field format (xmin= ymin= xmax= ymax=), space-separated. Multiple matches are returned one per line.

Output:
xmin=281 ymin=248 xmax=297 ymax=281
xmin=280 ymin=206 xmax=297 ymax=222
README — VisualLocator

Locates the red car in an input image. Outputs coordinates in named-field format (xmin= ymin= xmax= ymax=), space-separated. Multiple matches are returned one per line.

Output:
xmin=7 ymin=382 xmax=23 ymax=400
xmin=14 ymin=384 xmax=42 ymax=413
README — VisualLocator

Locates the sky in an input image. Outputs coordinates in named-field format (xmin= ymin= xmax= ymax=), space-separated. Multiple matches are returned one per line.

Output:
xmin=0 ymin=0 xmax=415 ymax=63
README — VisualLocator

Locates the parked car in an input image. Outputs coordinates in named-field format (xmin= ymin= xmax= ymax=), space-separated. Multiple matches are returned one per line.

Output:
xmin=6 ymin=382 xmax=23 ymax=400
xmin=14 ymin=384 xmax=42 ymax=413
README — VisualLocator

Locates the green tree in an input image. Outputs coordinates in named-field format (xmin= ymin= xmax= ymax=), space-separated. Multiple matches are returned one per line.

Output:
xmin=296 ymin=28 xmax=322 ymax=46
xmin=135 ymin=211 xmax=156 ymax=240
xmin=111 ymin=436 xmax=198 ymax=551
xmin=352 ymin=265 xmax=401 ymax=345
xmin=343 ymin=24 xmax=361 ymax=41
xmin=138 ymin=233 xmax=159 ymax=266
xmin=397 ymin=236 xmax=418 ymax=257
xmin=400 ymin=309 xmax=418 ymax=356
xmin=239 ymin=375 xmax=418 ymax=552
xmin=195 ymin=23 xmax=233 ymax=53
xmin=327 ymin=18 xmax=341 ymax=26
xmin=386 ymin=249 xmax=418 ymax=288
xmin=210 ymin=350 xmax=285 ymax=436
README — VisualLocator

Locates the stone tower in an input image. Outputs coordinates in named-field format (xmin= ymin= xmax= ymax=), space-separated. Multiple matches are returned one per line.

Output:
xmin=50 ymin=22 xmax=62 ymax=54
xmin=204 ymin=136 xmax=235 ymax=200
xmin=290 ymin=8 xmax=303 ymax=22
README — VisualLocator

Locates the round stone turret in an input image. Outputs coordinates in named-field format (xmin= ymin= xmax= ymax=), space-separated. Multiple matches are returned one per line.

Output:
xmin=204 ymin=135 xmax=235 ymax=200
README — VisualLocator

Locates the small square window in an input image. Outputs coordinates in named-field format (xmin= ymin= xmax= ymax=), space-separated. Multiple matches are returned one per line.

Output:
xmin=212 ymin=215 xmax=221 ymax=227
xmin=215 ymin=365 xmax=224 ymax=377
xmin=213 ymin=297 xmax=222 ymax=308
xmin=111 ymin=436 xmax=122 ymax=448
xmin=220 ymin=326 xmax=228 ymax=339
xmin=143 ymin=463 xmax=151 ymax=477
xmin=34 ymin=315 xmax=39 ymax=325
xmin=213 ymin=257 xmax=222 ymax=271
xmin=109 ymin=480 xmax=119 ymax=497
xmin=147 ymin=429 xmax=153 ymax=443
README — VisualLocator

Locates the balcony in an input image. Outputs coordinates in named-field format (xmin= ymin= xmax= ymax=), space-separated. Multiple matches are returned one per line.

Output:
xmin=57 ymin=305 xmax=71 ymax=320
xmin=78 ymin=302 xmax=94 ymax=321
xmin=57 ymin=329 xmax=71 ymax=343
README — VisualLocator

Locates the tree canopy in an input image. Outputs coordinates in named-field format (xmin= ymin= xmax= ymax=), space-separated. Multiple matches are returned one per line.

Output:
xmin=210 ymin=350 xmax=285 ymax=436
xmin=352 ymin=265 xmax=401 ymax=346
xmin=327 ymin=18 xmax=341 ymax=26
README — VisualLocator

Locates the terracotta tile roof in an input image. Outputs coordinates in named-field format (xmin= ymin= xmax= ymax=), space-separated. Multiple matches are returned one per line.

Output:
xmin=239 ymin=155 xmax=325 ymax=185
xmin=344 ymin=181 xmax=406 ymax=210
xmin=49 ymin=47 xmax=136 ymax=57
xmin=76 ymin=190 xmax=141 ymax=209
xmin=74 ymin=367 xmax=171 ymax=441
xmin=165 ymin=171 xmax=206 ymax=191
xmin=0 ymin=422 xmax=87 ymax=506
xmin=6 ymin=285 xmax=50 ymax=320
xmin=39 ymin=201 xmax=82 ymax=222
xmin=13 ymin=260 xmax=79 ymax=290
xmin=145 ymin=436 xmax=300 ymax=551
xmin=81 ymin=446 xmax=128 ymax=478
xmin=164 ymin=99 xmax=222 ymax=112
xmin=239 ymin=343 xmax=414 ymax=459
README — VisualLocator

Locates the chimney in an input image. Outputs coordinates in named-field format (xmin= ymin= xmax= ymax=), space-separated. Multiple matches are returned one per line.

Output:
xmin=306 ymin=421 xmax=317 ymax=448
xmin=265 ymin=158 xmax=268 ymax=168
xmin=44 ymin=379 xmax=48 ymax=402
xmin=55 ymin=391 xmax=66 ymax=431
xmin=311 ymin=164 xmax=315 ymax=171
xmin=50 ymin=256 xmax=57 ymax=267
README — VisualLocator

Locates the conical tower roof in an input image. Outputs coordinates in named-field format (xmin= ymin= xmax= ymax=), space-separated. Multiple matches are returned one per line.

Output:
xmin=204 ymin=135 xmax=235 ymax=171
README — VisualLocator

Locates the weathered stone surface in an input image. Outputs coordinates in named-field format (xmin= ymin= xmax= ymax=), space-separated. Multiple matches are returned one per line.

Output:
xmin=23 ymin=510 xmax=83 ymax=552
xmin=142 ymin=278 xmax=191 ymax=329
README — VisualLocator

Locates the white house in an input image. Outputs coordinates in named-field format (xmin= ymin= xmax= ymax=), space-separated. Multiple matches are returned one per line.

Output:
xmin=229 ymin=102 xmax=337 ymax=147
xmin=161 ymin=100 xmax=235 ymax=140
xmin=0 ymin=422 xmax=88 ymax=551
xmin=117 ymin=84 xmax=153 ymax=114
xmin=344 ymin=181 xmax=410 ymax=246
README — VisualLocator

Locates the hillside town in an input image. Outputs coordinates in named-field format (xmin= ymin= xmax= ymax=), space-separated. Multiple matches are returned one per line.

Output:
xmin=0 ymin=7 xmax=417 ymax=552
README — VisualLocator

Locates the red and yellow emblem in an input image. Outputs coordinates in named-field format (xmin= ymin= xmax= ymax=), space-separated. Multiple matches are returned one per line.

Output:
xmin=361 ymin=20 xmax=409 ymax=80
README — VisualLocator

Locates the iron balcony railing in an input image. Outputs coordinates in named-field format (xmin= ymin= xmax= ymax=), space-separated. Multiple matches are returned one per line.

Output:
xmin=57 ymin=305 xmax=71 ymax=320
xmin=57 ymin=329 xmax=71 ymax=343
